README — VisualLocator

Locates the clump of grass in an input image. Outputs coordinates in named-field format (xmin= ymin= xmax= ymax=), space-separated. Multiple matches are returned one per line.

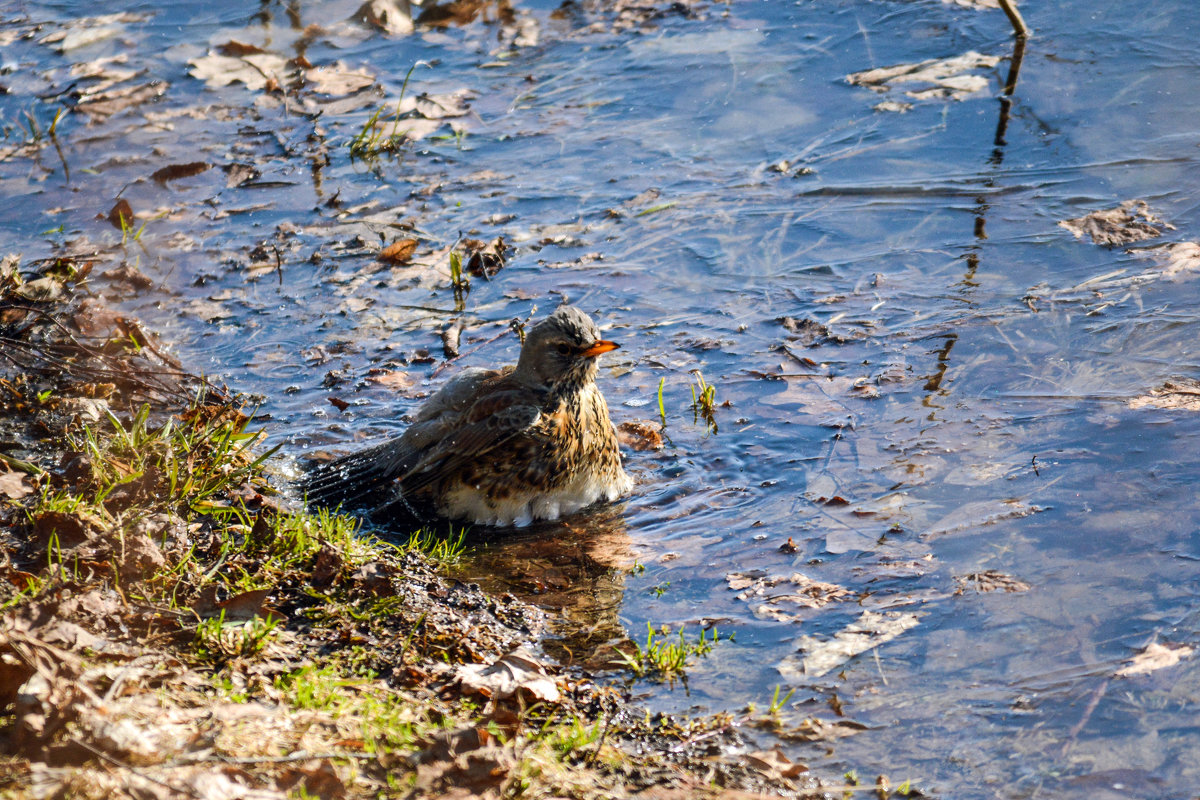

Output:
xmin=194 ymin=609 xmax=281 ymax=662
xmin=690 ymin=370 xmax=718 ymax=433
xmin=656 ymin=377 xmax=667 ymax=429
xmin=348 ymin=61 xmax=431 ymax=160
xmin=401 ymin=526 xmax=467 ymax=567
xmin=68 ymin=401 xmax=280 ymax=514
xmin=448 ymin=249 xmax=469 ymax=311
xmin=616 ymin=623 xmax=727 ymax=685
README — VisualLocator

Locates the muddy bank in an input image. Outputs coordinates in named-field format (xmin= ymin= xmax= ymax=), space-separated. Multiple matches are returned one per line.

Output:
xmin=0 ymin=257 xmax=846 ymax=797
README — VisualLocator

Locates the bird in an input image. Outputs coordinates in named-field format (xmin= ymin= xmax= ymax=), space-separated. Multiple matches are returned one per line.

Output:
xmin=298 ymin=305 xmax=633 ymax=527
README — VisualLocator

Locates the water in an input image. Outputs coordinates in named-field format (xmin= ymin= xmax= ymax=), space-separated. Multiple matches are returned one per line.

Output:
xmin=5 ymin=0 xmax=1200 ymax=795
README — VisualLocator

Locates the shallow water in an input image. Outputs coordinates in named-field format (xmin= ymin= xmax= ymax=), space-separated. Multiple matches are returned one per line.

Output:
xmin=5 ymin=0 xmax=1200 ymax=795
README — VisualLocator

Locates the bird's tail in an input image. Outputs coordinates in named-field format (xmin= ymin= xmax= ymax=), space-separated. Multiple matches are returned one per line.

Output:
xmin=297 ymin=437 xmax=413 ymax=509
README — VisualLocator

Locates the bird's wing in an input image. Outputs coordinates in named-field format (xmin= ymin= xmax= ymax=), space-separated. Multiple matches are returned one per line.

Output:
xmin=395 ymin=388 xmax=544 ymax=496
xmin=299 ymin=367 xmax=508 ymax=507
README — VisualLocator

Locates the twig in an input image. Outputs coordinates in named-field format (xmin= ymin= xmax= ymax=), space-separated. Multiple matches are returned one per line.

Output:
xmin=172 ymin=750 xmax=376 ymax=765
xmin=997 ymin=0 xmax=1030 ymax=38
xmin=1061 ymin=678 xmax=1108 ymax=757
xmin=72 ymin=738 xmax=201 ymax=798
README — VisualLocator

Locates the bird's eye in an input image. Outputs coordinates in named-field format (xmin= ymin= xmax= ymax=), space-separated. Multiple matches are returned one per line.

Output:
xmin=556 ymin=343 xmax=572 ymax=356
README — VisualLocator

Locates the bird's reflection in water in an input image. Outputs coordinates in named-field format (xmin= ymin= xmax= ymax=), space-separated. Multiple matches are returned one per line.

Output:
xmin=455 ymin=505 xmax=635 ymax=671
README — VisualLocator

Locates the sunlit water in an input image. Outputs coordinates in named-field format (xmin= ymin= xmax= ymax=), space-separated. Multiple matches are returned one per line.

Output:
xmin=5 ymin=0 xmax=1200 ymax=795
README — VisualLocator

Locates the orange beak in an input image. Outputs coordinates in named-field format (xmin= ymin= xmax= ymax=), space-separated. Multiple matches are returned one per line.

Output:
xmin=580 ymin=339 xmax=619 ymax=358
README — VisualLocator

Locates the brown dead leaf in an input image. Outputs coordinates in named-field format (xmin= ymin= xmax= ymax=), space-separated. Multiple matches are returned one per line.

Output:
xmin=0 ymin=469 xmax=32 ymax=499
xmin=33 ymin=509 xmax=108 ymax=548
xmin=105 ymin=198 xmax=134 ymax=230
xmin=462 ymin=236 xmax=508 ymax=277
xmin=1059 ymin=200 xmax=1174 ymax=247
xmin=783 ymin=717 xmax=869 ymax=742
xmin=848 ymin=51 xmax=1000 ymax=101
xmin=455 ymin=648 xmax=560 ymax=703
xmin=195 ymin=588 xmax=271 ymax=621
xmin=413 ymin=89 xmax=475 ymax=119
xmin=741 ymin=745 xmax=809 ymax=780
xmin=616 ymin=420 xmax=664 ymax=451
xmin=217 ymin=40 xmax=269 ymax=57
xmin=379 ymin=238 xmax=419 ymax=264
xmin=1115 ymin=642 xmax=1192 ymax=678
xmin=70 ymin=55 xmax=138 ymax=93
xmin=1129 ymin=379 xmax=1200 ymax=411
xmin=277 ymin=759 xmax=348 ymax=799
xmin=150 ymin=162 xmax=210 ymax=184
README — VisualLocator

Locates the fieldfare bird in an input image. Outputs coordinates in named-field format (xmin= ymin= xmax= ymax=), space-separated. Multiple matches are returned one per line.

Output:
xmin=300 ymin=305 xmax=633 ymax=526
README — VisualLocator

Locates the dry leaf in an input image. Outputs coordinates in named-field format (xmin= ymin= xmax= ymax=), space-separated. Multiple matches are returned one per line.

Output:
xmin=787 ymin=610 xmax=920 ymax=678
xmin=784 ymin=716 xmax=869 ymax=742
xmin=461 ymin=236 xmax=507 ymax=277
xmin=954 ymin=570 xmax=1030 ymax=594
xmin=456 ymin=649 xmax=560 ymax=703
xmin=151 ymin=162 xmax=210 ymax=184
xmin=366 ymin=370 xmax=415 ymax=390
xmin=741 ymin=746 xmax=809 ymax=780
xmin=105 ymin=198 xmax=135 ymax=229
xmin=1115 ymin=642 xmax=1192 ymax=678
xmin=354 ymin=0 xmax=415 ymax=35
xmin=39 ymin=13 xmax=146 ymax=52
xmin=188 ymin=52 xmax=291 ymax=91
xmin=77 ymin=82 xmax=166 ymax=119
xmin=13 ymin=277 xmax=64 ymax=303
xmin=727 ymin=571 xmax=853 ymax=624
xmin=304 ymin=63 xmax=377 ymax=96
xmin=616 ymin=420 xmax=664 ymax=451
xmin=1059 ymin=200 xmax=1174 ymax=247
xmin=0 ymin=470 xmax=33 ymax=499
xmin=379 ymin=238 xmax=419 ymax=264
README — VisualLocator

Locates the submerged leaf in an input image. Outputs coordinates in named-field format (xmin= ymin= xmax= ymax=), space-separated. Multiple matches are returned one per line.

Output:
xmin=787 ymin=610 xmax=920 ymax=678
xmin=1115 ymin=642 xmax=1192 ymax=678
xmin=379 ymin=238 xmax=419 ymax=264
xmin=616 ymin=420 xmax=664 ymax=451
xmin=188 ymin=52 xmax=291 ymax=91
xmin=1135 ymin=241 xmax=1200 ymax=278
xmin=1059 ymin=200 xmax=1173 ymax=247
xmin=848 ymin=51 xmax=1000 ymax=102
xmin=304 ymin=63 xmax=377 ymax=96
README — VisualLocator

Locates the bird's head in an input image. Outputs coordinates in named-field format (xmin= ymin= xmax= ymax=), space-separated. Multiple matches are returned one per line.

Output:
xmin=516 ymin=305 xmax=619 ymax=389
